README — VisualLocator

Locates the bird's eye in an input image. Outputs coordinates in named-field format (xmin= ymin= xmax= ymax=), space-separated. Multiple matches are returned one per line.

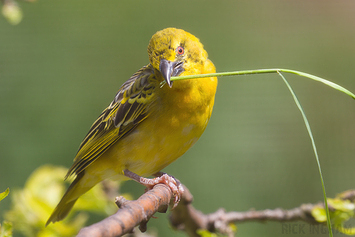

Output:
xmin=176 ymin=46 xmax=184 ymax=55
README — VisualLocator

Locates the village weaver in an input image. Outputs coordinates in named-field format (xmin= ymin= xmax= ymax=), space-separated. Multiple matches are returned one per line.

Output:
xmin=46 ymin=27 xmax=218 ymax=225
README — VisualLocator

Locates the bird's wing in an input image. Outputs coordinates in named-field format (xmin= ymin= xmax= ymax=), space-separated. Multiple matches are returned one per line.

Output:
xmin=65 ymin=64 xmax=157 ymax=178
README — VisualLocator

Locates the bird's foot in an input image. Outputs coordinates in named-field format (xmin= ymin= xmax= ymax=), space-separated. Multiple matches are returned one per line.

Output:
xmin=124 ymin=170 xmax=184 ymax=208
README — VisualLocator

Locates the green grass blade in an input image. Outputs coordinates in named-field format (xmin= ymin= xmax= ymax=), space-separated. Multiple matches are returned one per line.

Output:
xmin=277 ymin=71 xmax=333 ymax=237
xmin=0 ymin=188 xmax=10 ymax=202
xmin=171 ymin=68 xmax=355 ymax=99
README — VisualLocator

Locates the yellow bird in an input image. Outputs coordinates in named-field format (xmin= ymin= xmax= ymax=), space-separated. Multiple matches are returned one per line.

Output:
xmin=46 ymin=28 xmax=218 ymax=225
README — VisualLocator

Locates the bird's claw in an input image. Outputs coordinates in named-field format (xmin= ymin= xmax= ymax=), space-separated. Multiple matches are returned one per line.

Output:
xmin=144 ymin=174 xmax=184 ymax=208
xmin=162 ymin=174 xmax=184 ymax=208
xmin=124 ymin=169 xmax=184 ymax=208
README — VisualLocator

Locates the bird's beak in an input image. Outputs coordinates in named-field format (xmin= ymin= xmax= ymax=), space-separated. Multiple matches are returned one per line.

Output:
xmin=159 ymin=59 xmax=184 ymax=88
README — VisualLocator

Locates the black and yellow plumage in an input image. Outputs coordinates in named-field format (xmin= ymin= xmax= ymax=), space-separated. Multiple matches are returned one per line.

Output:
xmin=66 ymin=65 xmax=156 ymax=178
xmin=46 ymin=28 xmax=218 ymax=225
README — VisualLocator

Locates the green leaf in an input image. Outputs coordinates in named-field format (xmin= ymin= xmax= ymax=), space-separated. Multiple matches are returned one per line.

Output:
xmin=1 ymin=1 xmax=23 ymax=25
xmin=334 ymin=225 xmax=355 ymax=235
xmin=0 ymin=221 xmax=13 ymax=237
xmin=312 ymin=206 xmax=327 ymax=222
xmin=311 ymin=197 xmax=355 ymax=236
xmin=4 ymin=165 xmax=121 ymax=237
xmin=328 ymin=198 xmax=355 ymax=213
xmin=0 ymin=188 xmax=9 ymax=202
xmin=197 ymin=229 xmax=218 ymax=237
xmin=196 ymin=224 xmax=236 ymax=237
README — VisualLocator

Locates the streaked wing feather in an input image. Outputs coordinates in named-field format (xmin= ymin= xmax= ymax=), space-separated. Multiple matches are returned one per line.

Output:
xmin=65 ymin=64 xmax=156 ymax=178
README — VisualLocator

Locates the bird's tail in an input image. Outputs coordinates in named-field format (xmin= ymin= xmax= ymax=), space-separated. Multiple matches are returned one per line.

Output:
xmin=46 ymin=171 xmax=97 ymax=226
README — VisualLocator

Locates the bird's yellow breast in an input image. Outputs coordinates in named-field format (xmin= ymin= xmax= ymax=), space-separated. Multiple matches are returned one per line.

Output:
xmin=87 ymin=64 xmax=217 ymax=180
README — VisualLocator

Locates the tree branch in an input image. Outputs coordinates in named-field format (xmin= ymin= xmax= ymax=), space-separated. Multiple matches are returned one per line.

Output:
xmin=77 ymin=183 xmax=355 ymax=237
xmin=77 ymin=184 xmax=172 ymax=237
xmin=169 ymin=188 xmax=317 ymax=237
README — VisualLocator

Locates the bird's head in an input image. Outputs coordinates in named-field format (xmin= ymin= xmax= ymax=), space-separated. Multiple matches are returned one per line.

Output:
xmin=148 ymin=28 xmax=208 ymax=88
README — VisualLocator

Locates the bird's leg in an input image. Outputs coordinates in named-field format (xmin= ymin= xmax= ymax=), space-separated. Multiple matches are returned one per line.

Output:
xmin=123 ymin=169 xmax=184 ymax=208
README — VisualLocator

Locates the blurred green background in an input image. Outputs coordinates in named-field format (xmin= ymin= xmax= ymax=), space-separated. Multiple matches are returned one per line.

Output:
xmin=1 ymin=0 xmax=355 ymax=236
